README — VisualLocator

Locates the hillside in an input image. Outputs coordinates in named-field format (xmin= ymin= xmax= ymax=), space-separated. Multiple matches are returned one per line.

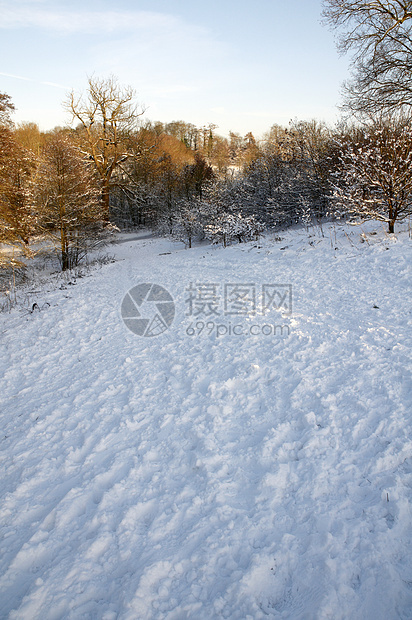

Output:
xmin=1 ymin=221 xmax=411 ymax=619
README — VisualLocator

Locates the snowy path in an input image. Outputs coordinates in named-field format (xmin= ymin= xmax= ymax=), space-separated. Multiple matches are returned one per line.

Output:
xmin=1 ymin=224 xmax=411 ymax=619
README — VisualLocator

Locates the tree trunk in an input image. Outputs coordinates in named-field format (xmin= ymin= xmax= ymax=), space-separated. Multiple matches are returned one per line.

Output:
xmin=101 ymin=182 xmax=111 ymax=222
xmin=388 ymin=220 xmax=395 ymax=233
xmin=61 ymin=250 xmax=69 ymax=271
xmin=60 ymin=224 xmax=69 ymax=270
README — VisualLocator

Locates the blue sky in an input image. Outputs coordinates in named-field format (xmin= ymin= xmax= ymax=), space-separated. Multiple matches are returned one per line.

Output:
xmin=0 ymin=0 xmax=351 ymax=137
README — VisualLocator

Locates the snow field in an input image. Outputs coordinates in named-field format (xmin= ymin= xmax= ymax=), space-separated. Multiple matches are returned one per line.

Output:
xmin=0 ymin=222 xmax=411 ymax=619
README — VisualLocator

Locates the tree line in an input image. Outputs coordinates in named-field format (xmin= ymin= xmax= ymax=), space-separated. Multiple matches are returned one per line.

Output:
xmin=1 ymin=1 xmax=412 ymax=271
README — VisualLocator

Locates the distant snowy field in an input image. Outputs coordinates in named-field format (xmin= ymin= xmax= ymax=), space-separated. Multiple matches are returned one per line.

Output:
xmin=1 ymin=221 xmax=411 ymax=619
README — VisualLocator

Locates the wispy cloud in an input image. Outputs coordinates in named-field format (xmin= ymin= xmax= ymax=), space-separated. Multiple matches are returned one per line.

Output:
xmin=0 ymin=6 xmax=192 ymax=35
xmin=0 ymin=5 xmax=229 ymax=74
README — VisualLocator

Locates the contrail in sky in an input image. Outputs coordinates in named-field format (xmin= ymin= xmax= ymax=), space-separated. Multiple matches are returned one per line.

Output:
xmin=0 ymin=72 xmax=68 ymax=90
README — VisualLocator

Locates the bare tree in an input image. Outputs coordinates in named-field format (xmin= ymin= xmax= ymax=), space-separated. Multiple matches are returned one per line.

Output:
xmin=66 ymin=75 xmax=145 ymax=218
xmin=183 ymin=153 xmax=214 ymax=200
xmin=14 ymin=122 xmax=43 ymax=156
xmin=322 ymin=1 xmax=412 ymax=115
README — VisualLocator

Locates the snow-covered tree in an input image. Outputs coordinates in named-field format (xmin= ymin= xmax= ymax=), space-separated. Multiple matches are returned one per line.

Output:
xmin=66 ymin=76 xmax=144 ymax=219
xmin=290 ymin=119 xmax=335 ymax=218
xmin=34 ymin=133 xmax=105 ymax=270
xmin=222 ymin=122 xmax=336 ymax=229
xmin=166 ymin=199 xmax=205 ymax=248
xmin=332 ymin=116 xmax=412 ymax=233
xmin=0 ymin=97 xmax=35 ymax=264
xmin=0 ymin=92 xmax=15 ymax=127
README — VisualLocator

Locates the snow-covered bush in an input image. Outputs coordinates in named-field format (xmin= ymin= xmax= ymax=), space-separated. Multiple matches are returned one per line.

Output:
xmin=205 ymin=212 xmax=264 ymax=247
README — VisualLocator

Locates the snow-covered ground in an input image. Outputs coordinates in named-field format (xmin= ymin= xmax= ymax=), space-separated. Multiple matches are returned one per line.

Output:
xmin=1 ymin=221 xmax=411 ymax=619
